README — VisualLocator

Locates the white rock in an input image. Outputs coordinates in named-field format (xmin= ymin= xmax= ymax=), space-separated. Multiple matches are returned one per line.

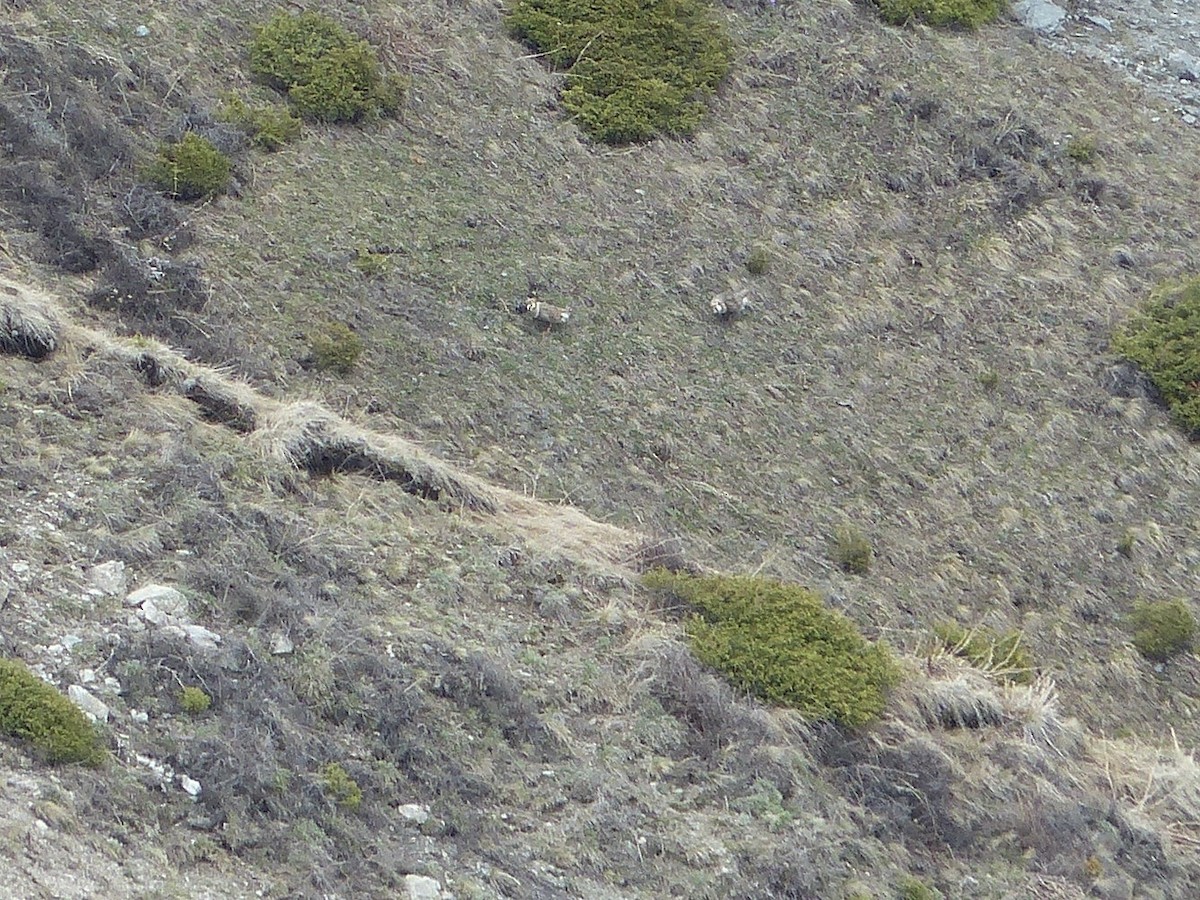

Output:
xmin=79 ymin=668 xmax=96 ymax=684
xmin=61 ymin=635 xmax=82 ymax=651
xmin=139 ymin=599 xmax=177 ymax=627
xmin=1013 ymin=0 xmax=1066 ymax=33
xmin=87 ymin=561 xmax=127 ymax=596
xmin=130 ymin=709 xmax=149 ymax=724
xmin=1084 ymin=14 xmax=1112 ymax=32
xmin=183 ymin=624 xmax=222 ymax=651
xmin=397 ymin=803 xmax=430 ymax=825
xmin=404 ymin=874 xmax=443 ymax=900
xmin=125 ymin=584 xmax=188 ymax=615
xmin=67 ymin=685 xmax=109 ymax=723
xmin=10 ymin=561 xmax=30 ymax=575
xmin=134 ymin=24 xmax=150 ymax=37
xmin=270 ymin=633 xmax=294 ymax=656
xmin=179 ymin=775 xmax=202 ymax=797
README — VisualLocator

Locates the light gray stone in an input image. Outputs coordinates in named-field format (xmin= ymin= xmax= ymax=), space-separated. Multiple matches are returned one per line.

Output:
xmin=404 ymin=874 xmax=442 ymax=900
xmin=183 ymin=624 xmax=222 ymax=651
xmin=397 ymin=803 xmax=430 ymax=825
xmin=1084 ymin=14 xmax=1112 ymax=32
xmin=1013 ymin=0 xmax=1066 ymax=33
xmin=87 ymin=561 xmax=127 ymax=596
xmin=179 ymin=775 xmax=202 ymax=797
xmin=1167 ymin=50 xmax=1200 ymax=81
xmin=67 ymin=685 xmax=109 ymax=723
xmin=126 ymin=584 xmax=187 ymax=616
xmin=270 ymin=633 xmax=294 ymax=655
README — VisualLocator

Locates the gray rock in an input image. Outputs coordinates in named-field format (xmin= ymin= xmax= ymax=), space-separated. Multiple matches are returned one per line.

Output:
xmin=404 ymin=875 xmax=442 ymax=900
xmin=88 ymin=561 xmax=127 ymax=596
xmin=139 ymin=599 xmax=177 ymax=627
xmin=179 ymin=775 xmax=202 ymax=797
xmin=183 ymin=624 xmax=222 ymax=651
xmin=67 ymin=685 xmax=109 ymax=723
xmin=1085 ymin=14 xmax=1112 ymax=32
xmin=270 ymin=633 xmax=294 ymax=655
xmin=1013 ymin=0 xmax=1067 ymax=33
xmin=1167 ymin=50 xmax=1200 ymax=81
xmin=125 ymin=584 xmax=187 ymax=616
xmin=397 ymin=803 xmax=430 ymax=825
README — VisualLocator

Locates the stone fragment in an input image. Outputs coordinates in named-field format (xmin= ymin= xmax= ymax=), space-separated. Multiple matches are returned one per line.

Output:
xmin=67 ymin=685 xmax=109 ymax=723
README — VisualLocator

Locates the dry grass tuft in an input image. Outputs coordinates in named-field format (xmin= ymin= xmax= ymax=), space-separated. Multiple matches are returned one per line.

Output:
xmin=0 ymin=274 xmax=60 ymax=358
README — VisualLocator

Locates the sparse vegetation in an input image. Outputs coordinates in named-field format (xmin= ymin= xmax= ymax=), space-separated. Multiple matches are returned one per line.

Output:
xmin=1127 ymin=599 xmax=1195 ymax=662
xmin=644 ymin=571 xmax=897 ymax=727
xmin=1113 ymin=277 xmax=1200 ymax=438
xmin=249 ymin=13 xmax=405 ymax=123
xmin=934 ymin=622 xmax=1034 ymax=683
xmin=505 ymin=0 xmax=731 ymax=143
xmin=1066 ymin=135 xmax=1097 ymax=164
xmin=321 ymin=762 xmax=363 ymax=810
xmin=218 ymin=94 xmax=302 ymax=150
xmin=832 ymin=523 xmax=873 ymax=574
xmin=353 ymin=247 xmax=390 ymax=278
xmin=874 ymin=0 xmax=1005 ymax=28
xmin=746 ymin=245 xmax=772 ymax=276
xmin=0 ymin=658 xmax=105 ymax=765
xmin=898 ymin=877 xmax=941 ymax=900
xmin=178 ymin=686 xmax=212 ymax=714
xmin=309 ymin=322 xmax=363 ymax=373
xmin=143 ymin=133 xmax=232 ymax=201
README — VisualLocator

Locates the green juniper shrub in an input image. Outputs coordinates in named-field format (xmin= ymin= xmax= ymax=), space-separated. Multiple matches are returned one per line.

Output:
xmin=505 ymin=0 xmax=731 ymax=144
xmin=309 ymin=322 xmax=363 ymax=374
xmin=1113 ymin=277 xmax=1200 ymax=438
xmin=832 ymin=523 xmax=872 ymax=574
xmin=746 ymin=245 xmax=772 ymax=276
xmin=0 ymin=658 xmax=105 ymax=765
xmin=249 ymin=12 xmax=406 ymax=123
xmin=934 ymin=622 xmax=1033 ymax=683
xmin=321 ymin=762 xmax=363 ymax=810
xmin=144 ymin=133 xmax=232 ymax=201
xmin=1128 ymin=599 xmax=1195 ymax=662
xmin=643 ymin=571 xmax=897 ymax=727
xmin=178 ymin=686 xmax=213 ymax=714
xmin=873 ymin=0 xmax=1005 ymax=28
xmin=218 ymin=94 xmax=302 ymax=150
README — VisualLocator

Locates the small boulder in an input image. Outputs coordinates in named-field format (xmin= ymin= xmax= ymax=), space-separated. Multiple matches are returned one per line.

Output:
xmin=404 ymin=875 xmax=443 ymax=900
xmin=1013 ymin=0 xmax=1066 ymax=34
xmin=126 ymin=584 xmax=188 ymax=617
xmin=67 ymin=685 xmax=109 ymax=723
xmin=183 ymin=624 xmax=222 ymax=652
xmin=1167 ymin=50 xmax=1200 ymax=82
xmin=397 ymin=803 xmax=430 ymax=825
xmin=88 ymin=561 xmax=127 ymax=597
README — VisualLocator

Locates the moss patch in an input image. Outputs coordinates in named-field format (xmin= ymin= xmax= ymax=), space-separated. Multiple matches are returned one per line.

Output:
xmin=0 ymin=659 xmax=105 ymax=765
xmin=644 ymin=571 xmax=896 ymax=727
xmin=1128 ymin=599 xmax=1195 ymax=662
xmin=505 ymin=0 xmax=731 ymax=144
xmin=874 ymin=0 xmax=1006 ymax=28
xmin=250 ymin=12 xmax=405 ymax=124
xmin=1113 ymin=277 xmax=1200 ymax=439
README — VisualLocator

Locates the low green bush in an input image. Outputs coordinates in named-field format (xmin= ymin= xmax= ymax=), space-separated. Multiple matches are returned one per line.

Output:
xmin=179 ymin=686 xmax=213 ymax=714
xmin=309 ymin=322 xmax=363 ymax=374
xmin=934 ymin=622 xmax=1033 ymax=683
xmin=0 ymin=658 xmax=105 ymax=765
xmin=644 ymin=571 xmax=897 ymax=727
xmin=1128 ymin=599 xmax=1195 ymax=662
xmin=218 ymin=94 xmax=302 ymax=150
xmin=250 ymin=13 xmax=405 ymax=123
xmin=832 ymin=523 xmax=873 ymax=574
xmin=144 ymin=133 xmax=232 ymax=201
xmin=506 ymin=0 xmax=731 ymax=144
xmin=874 ymin=0 xmax=1005 ymax=28
xmin=1113 ymin=277 xmax=1200 ymax=439
xmin=321 ymin=762 xmax=363 ymax=810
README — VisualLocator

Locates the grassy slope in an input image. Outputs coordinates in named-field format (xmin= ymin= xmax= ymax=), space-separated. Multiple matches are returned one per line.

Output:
xmin=3 ymin=0 xmax=1200 ymax=896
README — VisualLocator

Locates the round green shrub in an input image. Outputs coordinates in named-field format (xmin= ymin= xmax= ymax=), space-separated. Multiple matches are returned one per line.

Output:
xmin=309 ymin=322 xmax=363 ymax=374
xmin=144 ymin=133 xmax=232 ymax=201
xmin=219 ymin=94 xmax=302 ymax=151
xmin=1128 ymin=599 xmax=1195 ymax=662
xmin=179 ymin=686 xmax=212 ymax=714
xmin=1113 ymin=277 xmax=1200 ymax=439
xmin=644 ymin=571 xmax=897 ymax=727
xmin=506 ymin=0 xmax=731 ymax=144
xmin=0 ymin=658 xmax=105 ymax=765
xmin=249 ymin=13 xmax=404 ymax=123
xmin=874 ymin=0 xmax=1005 ymax=28
xmin=321 ymin=762 xmax=363 ymax=810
